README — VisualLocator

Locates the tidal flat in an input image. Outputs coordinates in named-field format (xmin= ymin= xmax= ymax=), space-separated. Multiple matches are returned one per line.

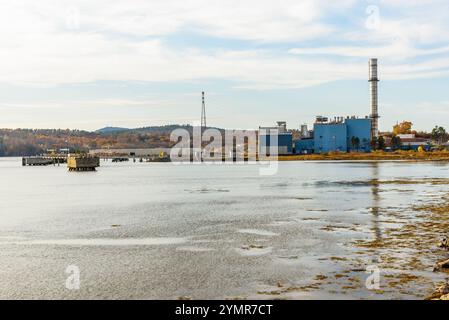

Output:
xmin=0 ymin=158 xmax=448 ymax=299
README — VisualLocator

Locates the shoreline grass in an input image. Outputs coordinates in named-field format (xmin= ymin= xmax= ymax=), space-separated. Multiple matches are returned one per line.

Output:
xmin=276 ymin=150 xmax=449 ymax=162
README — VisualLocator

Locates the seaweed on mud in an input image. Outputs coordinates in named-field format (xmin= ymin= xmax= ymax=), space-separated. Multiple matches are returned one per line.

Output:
xmin=426 ymin=282 xmax=449 ymax=300
xmin=350 ymin=191 xmax=449 ymax=297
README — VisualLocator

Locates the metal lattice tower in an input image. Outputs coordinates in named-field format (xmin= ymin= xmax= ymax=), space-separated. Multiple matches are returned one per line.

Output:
xmin=369 ymin=58 xmax=380 ymax=139
xmin=199 ymin=91 xmax=207 ymax=162
xmin=201 ymin=91 xmax=206 ymax=131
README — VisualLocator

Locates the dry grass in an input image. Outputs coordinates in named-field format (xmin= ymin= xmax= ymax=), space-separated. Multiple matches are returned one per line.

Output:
xmin=276 ymin=150 xmax=449 ymax=162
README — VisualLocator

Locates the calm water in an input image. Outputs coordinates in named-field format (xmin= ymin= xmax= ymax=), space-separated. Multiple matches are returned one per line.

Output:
xmin=0 ymin=157 xmax=448 ymax=299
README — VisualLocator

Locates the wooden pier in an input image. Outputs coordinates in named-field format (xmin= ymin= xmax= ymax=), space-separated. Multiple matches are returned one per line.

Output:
xmin=67 ymin=155 xmax=100 ymax=171
xmin=22 ymin=156 xmax=67 ymax=166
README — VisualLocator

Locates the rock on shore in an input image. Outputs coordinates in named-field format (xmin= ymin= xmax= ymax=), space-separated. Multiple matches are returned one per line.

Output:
xmin=434 ymin=258 xmax=449 ymax=271
xmin=427 ymin=282 xmax=449 ymax=300
xmin=440 ymin=236 xmax=449 ymax=249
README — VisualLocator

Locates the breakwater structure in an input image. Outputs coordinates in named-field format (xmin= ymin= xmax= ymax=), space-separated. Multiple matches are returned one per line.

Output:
xmin=67 ymin=155 xmax=100 ymax=171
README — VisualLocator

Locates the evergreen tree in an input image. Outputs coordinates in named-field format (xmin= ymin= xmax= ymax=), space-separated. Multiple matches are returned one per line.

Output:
xmin=431 ymin=126 xmax=447 ymax=145
xmin=391 ymin=135 xmax=402 ymax=150
xmin=377 ymin=136 xmax=386 ymax=150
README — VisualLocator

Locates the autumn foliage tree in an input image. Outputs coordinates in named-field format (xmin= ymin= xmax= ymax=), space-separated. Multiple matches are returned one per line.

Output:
xmin=393 ymin=121 xmax=413 ymax=135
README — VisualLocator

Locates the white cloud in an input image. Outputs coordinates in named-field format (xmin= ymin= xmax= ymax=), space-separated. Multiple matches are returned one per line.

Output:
xmin=1 ymin=0 xmax=351 ymax=40
xmin=289 ymin=43 xmax=449 ymax=60
xmin=0 ymin=0 xmax=448 ymax=89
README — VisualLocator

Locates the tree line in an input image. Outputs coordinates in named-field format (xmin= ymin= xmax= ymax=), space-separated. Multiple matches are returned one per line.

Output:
xmin=0 ymin=123 xmax=447 ymax=156
xmin=0 ymin=127 xmax=189 ymax=156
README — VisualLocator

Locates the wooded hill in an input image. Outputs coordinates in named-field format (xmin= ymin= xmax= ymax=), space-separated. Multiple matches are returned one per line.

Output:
xmin=0 ymin=125 xmax=194 ymax=156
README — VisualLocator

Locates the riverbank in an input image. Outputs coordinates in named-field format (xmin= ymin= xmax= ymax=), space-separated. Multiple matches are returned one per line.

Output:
xmin=277 ymin=150 xmax=449 ymax=162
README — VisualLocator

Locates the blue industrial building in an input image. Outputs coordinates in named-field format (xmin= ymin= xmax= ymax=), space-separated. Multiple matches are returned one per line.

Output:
xmin=259 ymin=117 xmax=372 ymax=156
xmin=346 ymin=118 xmax=372 ymax=152
xmin=259 ymin=122 xmax=293 ymax=155
xmin=314 ymin=122 xmax=347 ymax=153
xmin=291 ymin=116 xmax=372 ymax=154
xmin=294 ymin=138 xmax=314 ymax=154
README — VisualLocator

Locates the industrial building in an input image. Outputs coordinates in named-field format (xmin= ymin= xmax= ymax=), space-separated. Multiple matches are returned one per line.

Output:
xmin=259 ymin=121 xmax=293 ymax=155
xmin=383 ymin=134 xmax=432 ymax=151
xmin=295 ymin=138 xmax=314 ymax=154
xmin=313 ymin=116 xmax=371 ymax=153
xmin=258 ymin=58 xmax=380 ymax=155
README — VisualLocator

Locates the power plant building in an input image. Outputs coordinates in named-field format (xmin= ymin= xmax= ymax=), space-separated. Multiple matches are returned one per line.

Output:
xmin=257 ymin=58 xmax=379 ymax=155
xmin=313 ymin=116 xmax=371 ymax=153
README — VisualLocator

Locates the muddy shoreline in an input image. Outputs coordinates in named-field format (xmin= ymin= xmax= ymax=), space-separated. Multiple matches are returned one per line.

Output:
xmin=336 ymin=178 xmax=449 ymax=300
xmin=327 ymin=178 xmax=449 ymax=300
xmin=244 ymin=177 xmax=449 ymax=300
xmin=277 ymin=151 xmax=449 ymax=162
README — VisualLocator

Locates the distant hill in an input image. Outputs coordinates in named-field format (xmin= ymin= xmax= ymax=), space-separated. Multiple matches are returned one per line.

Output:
xmin=96 ymin=125 xmax=196 ymax=134
xmin=133 ymin=124 xmax=193 ymax=133
xmin=95 ymin=127 xmax=130 ymax=134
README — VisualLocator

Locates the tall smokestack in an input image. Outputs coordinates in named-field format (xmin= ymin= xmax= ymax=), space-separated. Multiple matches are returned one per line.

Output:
xmin=369 ymin=58 xmax=379 ymax=139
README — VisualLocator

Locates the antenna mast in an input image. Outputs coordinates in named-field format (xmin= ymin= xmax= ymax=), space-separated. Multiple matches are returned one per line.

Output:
xmin=200 ymin=91 xmax=207 ymax=162
xmin=201 ymin=91 xmax=207 ymax=131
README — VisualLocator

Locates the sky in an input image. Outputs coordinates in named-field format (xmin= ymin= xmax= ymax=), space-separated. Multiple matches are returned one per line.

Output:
xmin=0 ymin=0 xmax=448 ymax=132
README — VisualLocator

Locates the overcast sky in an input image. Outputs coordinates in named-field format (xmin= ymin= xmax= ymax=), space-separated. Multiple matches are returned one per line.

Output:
xmin=0 ymin=0 xmax=448 ymax=131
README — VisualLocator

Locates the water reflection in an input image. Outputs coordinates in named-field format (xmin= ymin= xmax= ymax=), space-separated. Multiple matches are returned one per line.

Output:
xmin=369 ymin=162 xmax=382 ymax=263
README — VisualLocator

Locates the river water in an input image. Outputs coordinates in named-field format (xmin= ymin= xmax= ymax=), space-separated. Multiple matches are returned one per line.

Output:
xmin=0 ymin=157 xmax=448 ymax=299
